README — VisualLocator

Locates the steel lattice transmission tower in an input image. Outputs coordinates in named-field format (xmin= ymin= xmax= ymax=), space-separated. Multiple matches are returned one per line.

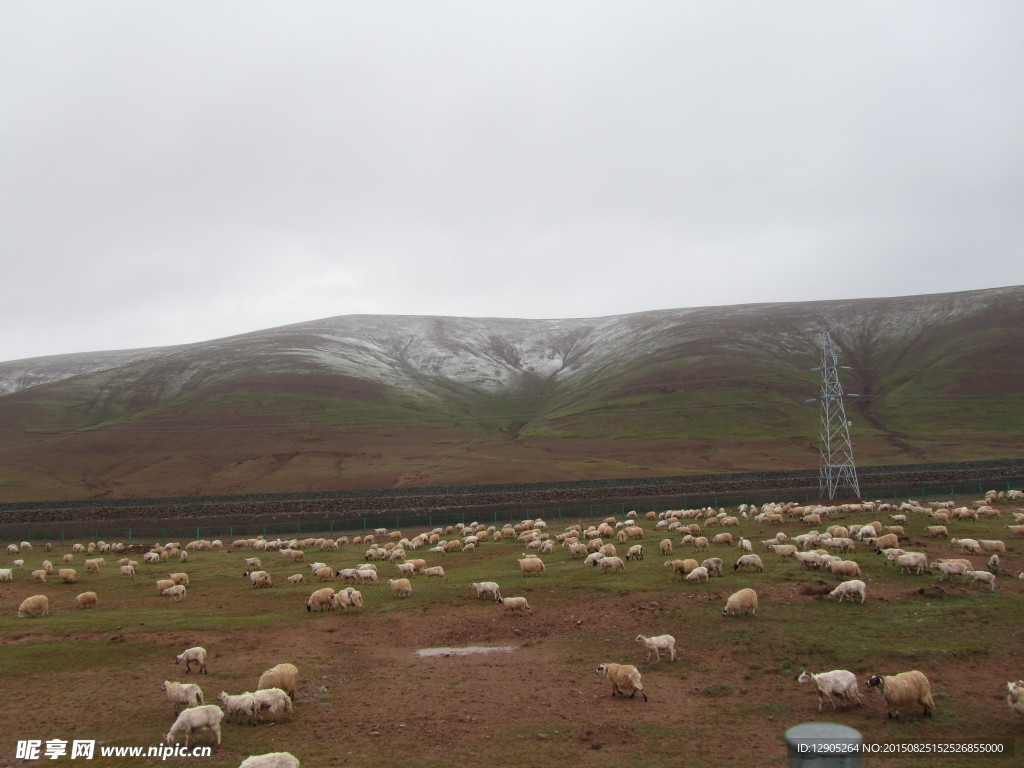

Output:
xmin=810 ymin=331 xmax=861 ymax=499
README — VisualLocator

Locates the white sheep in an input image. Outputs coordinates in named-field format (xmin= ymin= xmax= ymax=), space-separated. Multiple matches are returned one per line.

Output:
xmin=700 ymin=557 xmax=724 ymax=577
xmin=498 ymin=596 xmax=532 ymax=614
xmin=827 ymin=579 xmax=866 ymax=604
xmin=257 ymin=664 xmax=299 ymax=700
xmin=685 ymin=566 xmax=709 ymax=582
xmin=162 ymin=680 xmax=204 ymax=714
xmin=286 ymin=574 xmax=305 ymax=585
xmin=423 ymin=565 xmax=447 ymax=579
xmin=333 ymin=587 xmax=363 ymax=609
xmin=888 ymin=552 xmax=927 ymax=575
xmin=470 ymin=582 xmax=502 ymax=602
xmin=596 ymin=663 xmax=648 ymax=702
xmin=1007 ymin=680 xmax=1024 ymax=719
xmin=252 ymin=687 xmax=294 ymax=720
xmin=733 ymin=554 xmax=764 ymax=572
xmin=635 ymin=634 xmax=677 ymax=662
xmin=217 ymin=691 xmax=257 ymax=725
xmin=599 ymin=556 xmax=625 ymax=573
xmin=175 ymin=646 xmax=208 ymax=674
xmin=18 ymin=594 xmax=49 ymax=617
xmin=965 ymin=570 xmax=996 ymax=591
xmin=951 ymin=538 xmax=983 ymax=554
xmin=867 ymin=670 xmax=935 ymax=719
xmin=59 ymin=568 xmax=78 ymax=583
xmin=306 ymin=587 xmax=336 ymax=612
xmin=517 ymin=557 xmax=546 ymax=576
xmin=164 ymin=704 xmax=224 ymax=747
xmin=238 ymin=753 xmax=301 ymax=768
xmin=388 ymin=578 xmax=413 ymax=598
xmin=722 ymin=588 xmax=758 ymax=616
xmin=75 ymin=591 xmax=98 ymax=609
xmin=829 ymin=560 xmax=862 ymax=579
xmin=245 ymin=570 xmax=273 ymax=588
xmin=163 ymin=584 xmax=187 ymax=601
xmin=0 ymin=568 xmax=12 ymax=582
xmin=797 ymin=670 xmax=863 ymax=711
xmin=929 ymin=560 xmax=970 ymax=581
xmin=625 ymin=544 xmax=644 ymax=561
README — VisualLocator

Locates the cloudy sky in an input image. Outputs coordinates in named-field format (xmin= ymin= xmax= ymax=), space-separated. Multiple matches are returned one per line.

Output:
xmin=2 ymin=1 xmax=1022 ymax=363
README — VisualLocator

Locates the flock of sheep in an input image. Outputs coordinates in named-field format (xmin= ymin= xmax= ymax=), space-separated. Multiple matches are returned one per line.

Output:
xmin=3 ymin=486 xmax=1024 ymax=760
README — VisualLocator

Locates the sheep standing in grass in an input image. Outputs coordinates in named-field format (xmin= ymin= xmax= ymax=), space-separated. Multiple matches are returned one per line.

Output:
xmin=596 ymin=663 xmax=648 ymax=702
xmin=59 ymin=568 xmax=77 ymax=584
xmin=162 ymin=680 xmax=204 ymax=714
xmin=75 ymin=591 xmax=98 ymax=609
xmin=797 ymin=670 xmax=862 ymax=711
xmin=388 ymin=578 xmax=413 ymax=597
xmin=966 ymin=570 xmax=996 ymax=591
xmin=722 ymin=588 xmax=757 ymax=616
xmin=635 ymin=634 xmax=677 ymax=662
xmin=306 ymin=587 xmax=336 ymax=612
xmin=252 ymin=687 xmax=294 ymax=720
xmin=175 ymin=646 xmax=208 ymax=674
xmin=518 ymin=557 xmax=546 ymax=576
xmin=1007 ymin=681 xmax=1024 ymax=719
xmin=685 ymin=566 xmax=709 ymax=582
xmin=701 ymin=558 xmax=724 ymax=577
xmin=239 ymin=753 xmax=300 ymax=768
xmin=498 ymin=596 xmax=532 ymax=615
xmin=164 ymin=704 xmax=223 ymax=748
xmin=18 ymin=594 xmax=49 ymax=617
xmin=733 ymin=554 xmax=764 ymax=573
xmin=163 ymin=585 xmax=187 ymax=601
xmin=470 ymin=582 xmax=502 ymax=602
xmin=217 ymin=691 xmax=257 ymax=725
xmin=258 ymin=664 xmax=299 ymax=701
xmin=867 ymin=671 xmax=935 ymax=719
xmin=827 ymin=580 xmax=866 ymax=604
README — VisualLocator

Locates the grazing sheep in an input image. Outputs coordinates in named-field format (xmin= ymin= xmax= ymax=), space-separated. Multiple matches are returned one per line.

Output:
xmin=286 ymin=574 xmax=305 ymax=586
xmin=927 ymin=526 xmax=949 ymax=538
xmin=250 ymin=687 xmax=295 ymax=722
xmin=625 ymin=544 xmax=644 ymax=561
xmin=18 ymin=594 xmax=49 ymax=617
xmin=867 ymin=671 xmax=935 ymax=719
xmin=829 ymin=560 xmax=862 ymax=579
xmin=659 ymin=539 xmax=673 ymax=555
xmin=217 ymin=691 xmax=258 ymax=725
xmin=498 ymin=596 xmax=532 ymax=615
xmin=596 ymin=663 xmax=648 ymax=702
xmin=929 ymin=560 xmax=970 ymax=581
xmin=164 ymin=704 xmax=223 ymax=748
xmin=388 ymin=578 xmax=413 ymax=598
xmin=257 ymin=664 xmax=299 ymax=701
xmin=314 ymin=566 xmax=335 ymax=582
xmin=333 ymin=587 xmax=363 ymax=609
xmin=30 ymin=569 xmax=46 ymax=582
xmin=685 ymin=566 xmax=709 ymax=582
xmin=162 ymin=680 xmax=204 ymax=714
xmin=979 ymin=539 xmax=1007 ymax=553
xmin=75 ymin=591 xmax=98 ymax=609
xmin=175 ymin=646 xmax=208 ymax=674
xmin=238 ymin=753 xmax=300 ymax=768
xmin=871 ymin=533 xmax=899 ymax=552
xmin=0 ymin=568 xmax=12 ymax=582
xmin=156 ymin=578 xmax=176 ymax=593
xmin=517 ymin=557 xmax=546 ymax=576
xmin=163 ymin=585 xmax=187 ymax=601
xmin=951 ymin=538 xmax=983 ymax=554
xmin=664 ymin=558 xmax=699 ymax=578
xmin=733 ymin=554 xmax=764 ymax=572
xmin=888 ymin=552 xmax=928 ymax=575
xmin=635 ymin=634 xmax=677 ymax=662
xmin=423 ymin=566 xmax=447 ymax=579
xmin=722 ymin=588 xmax=758 ymax=617
xmin=58 ymin=568 xmax=77 ymax=584
xmin=169 ymin=572 xmax=190 ymax=587
xmin=306 ymin=587 xmax=336 ymax=612
xmin=470 ymin=582 xmax=502 ymax=602
xmin=827 ymin=579 xmax=866 ymax=604
xmin=965 ymin=570 xmax=996 ymax=591
xmin=1007 ymin=681 xmax=1024 ymax=719
xmin=797 ymin=670 xmax=863 ymax=711
xmin=599 ymin=556 xmax=625 ymax=573
xmin=700 ymin=557 xmax=724 ymax=577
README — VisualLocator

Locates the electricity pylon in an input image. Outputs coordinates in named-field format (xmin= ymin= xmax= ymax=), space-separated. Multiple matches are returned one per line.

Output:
xmin=809 ymin=331 xmax=861 ymax=499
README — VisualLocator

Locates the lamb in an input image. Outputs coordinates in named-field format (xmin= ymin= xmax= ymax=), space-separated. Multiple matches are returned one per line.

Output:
xmin=470 ymin=582 xmax=502 ymax=602
xmin=75 ymin=591 xmax=98 ymax=609
xmin=217 ymin=691 xmax=258 ymax=725
xmin=797 ymin=670 xmax=863 ymax=711
xmin=388 ymin=578 xmax=413 ymax=598
xmin=685 ymin=566 xmax=709 ymax=582
xmin=867 ymin=670 xmax=935 ymax=719
xmin=517 ymin=557 xmax=546 ymax=576
xmin=162 ymin=680 xmax=204 ymax=714
xmin=163 ymin=585 xmax=187 ymax=601
xmin=827 ymin=579 xmax=866 ymax=604
xmin=498 ymin=596 xmax=532 ymax=614
xmin=722 ymin=588 xmax=758 ymax=616
xmin=252 ymin=687 xmax=295 ymax=720
xmin=1007 ymin=681 xmax=1024 ymax=719
xmin=965 ymin=570 xmax=996 ymax=591
xmin=306 ymin=587 xmax=336 ymax=612
xmin=596 ymin=663 xmax=648 ymax=702
xmin=118 ymin=565 xmax=135 ymax=579
xmin=164 ymin=704 xmax=223 ymax=747
xmin=635 ymin=634 xmax=677 ymax=662
xmin=238 ymin=753 xmax=301 ymax=768
xmin=175 ymin=646 xmax=208 ymax=674
xmin=18 ymin=594 xmax=49 ymax=617
xmin=733 ymin=554 xmax=764 ymax=572
xmin=257 ymin=664 xmax=299 ymax=700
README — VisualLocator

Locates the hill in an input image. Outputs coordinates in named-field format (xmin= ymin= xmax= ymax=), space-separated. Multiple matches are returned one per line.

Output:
xmin=0 ymin=286 xmax=1021 ymax=501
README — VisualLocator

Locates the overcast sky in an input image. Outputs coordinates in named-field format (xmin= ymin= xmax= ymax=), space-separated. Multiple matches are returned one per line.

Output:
xmin=2 ymin=1 xmax=1022 ymax=363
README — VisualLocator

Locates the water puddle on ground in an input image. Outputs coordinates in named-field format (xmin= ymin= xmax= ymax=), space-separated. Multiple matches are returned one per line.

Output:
xmin=414 ymin=645 xmax=517 ymax=657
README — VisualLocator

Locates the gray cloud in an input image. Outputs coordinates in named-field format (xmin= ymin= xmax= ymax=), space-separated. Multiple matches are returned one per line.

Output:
xmin=2 ymin=1 xmax=1022 ymax=362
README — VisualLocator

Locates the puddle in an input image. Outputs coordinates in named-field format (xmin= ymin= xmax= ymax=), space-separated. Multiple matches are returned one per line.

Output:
xmin=415 ymin=645 xmax=517 ymax=657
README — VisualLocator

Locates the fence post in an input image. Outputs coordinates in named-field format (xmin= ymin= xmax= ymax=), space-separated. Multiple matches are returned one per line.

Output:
xmin=128 ymin=528 xmax=132 ymax=545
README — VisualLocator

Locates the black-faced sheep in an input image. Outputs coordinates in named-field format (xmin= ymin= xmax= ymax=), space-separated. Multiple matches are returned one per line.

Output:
xmin=867 ymin=670 xmax=935 ymax=719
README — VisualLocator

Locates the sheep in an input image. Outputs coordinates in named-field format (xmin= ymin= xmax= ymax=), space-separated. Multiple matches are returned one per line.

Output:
xmin=250 ymin=687 xmax=295 ymax=722
xmin=659 ymin=539 xmax=673 ymax=556
xmin=722 ymin=588 xmax=758 ymax=616
xmin=664 ymin=558 xmax=699 ymax=578
xmin=685 ymin=566 xmax=709 ymax=582
xmin=238 ymin=753 xmax=301 ymax=768
xmin=827 ymin=579 xmax=866 ymax=604
xmin=888 ymin=552 xmax=928 ymax=575
xmin=118 ymin=564 xmax=135 ymax=579
xmin=164 ymin=704 xmax=223 ymax=748
xmin=388 ymin=578 xmax=413 ymax=598
xmin=18 ymin=594 xmax=49 ymax=617
xmin=951 ymin=538 xmax=983 ymax=554
xmin=965 ymin=570 xmax=996 ymax=591
xmin=470 ymin=582 xmax=502 ymax=602
xmin=163 ymin=585 xmax=187 ymax=601
xmin=635 ymin=634 xmax=677 ymax=662
xmin=0 ymin=568 xmax=12 ymax=582
xmin=692 ymin=536 xmax=710 ymax=551
xmin=217 ymin=691 xmax=258 ymax=725
xmin=498 ymin=596 xmax=532 ymax=615
xmin=979 ymin=539 xmax=1007 ymax=554
xmin=625 ymin=544 xmax=644 ymax=561
xmin=162 ymin=680 xmax=204 ymax=714
xmin=1007 ymin=681 xmax=1024 ymax=719
xmin=245 ymin=570 xmax=273 ymax=588
xmin=306 ymin=587 xmax=336 ymax=612
xmin=424 ymin=565 xmax=447 ymax=579
xmin=75 ymin=591 xmax=98 ymax=609
xmin=700 ymin=557 xmax=724 ymax=577
xmin=30 ymin=569 xmax=46 ymax=582
xmin=84 ymin=557 xmax=104 ymax=572
xmin=156 ymin=578 xmax=176 ymax=593
xmin=333 ymin=587 xmax=363 ymax=609
xmin=929 ymin=560 xmax=970 ymax=581
xmin=517 ymin=557 xmax=546 ymax=576
xmin=829 ymin=560 xmax=862 ymax=579
xmin=169 ymin=572 xmax=190 ymax=587
xmin=927 ymin=526 xmax=949 ymax=538
xmin=314 ymin=566 xmax=335 ymax=582
xmin=175 ymin=646 xmax=208 ymax=674
xmin=58 ymin=568 xmax=77 ymax=584
xmin=257 ymin=664 xmax=299 ymax=700
xmin=871 ymin=534 xmax=899 ymax=552
xmin=797 ymin=669 xmax=863 ymax=711
xmin=867 ymin=671 xmax=935 ymax=719
xmin=596 ymin=663 xmax=648 ymax=702
xmin=712 ymin=532 xmax=733 ymax=546
xmin=733 ymin=554 xmax=764 ymax=573
xmin=599 ymin=556 xmax=625 ymax=573
xmin=286 ymin=574 xmax=305 ymax=586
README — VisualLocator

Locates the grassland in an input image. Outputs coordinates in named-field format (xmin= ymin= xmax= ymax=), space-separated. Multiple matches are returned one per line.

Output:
xmin=2 ymin=498 xmax=1024 ymax=767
